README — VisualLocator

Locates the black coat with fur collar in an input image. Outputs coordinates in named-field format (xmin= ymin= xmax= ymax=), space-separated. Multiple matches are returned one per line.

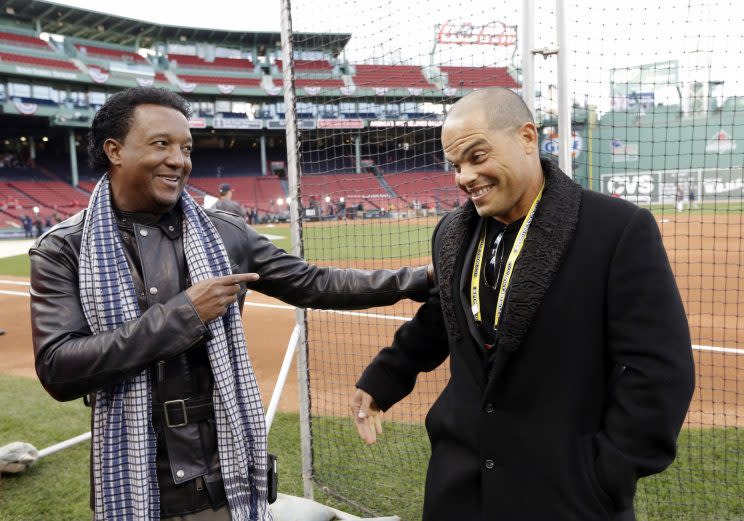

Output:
xmin=357 ymin=159 xmax=695 ymax=521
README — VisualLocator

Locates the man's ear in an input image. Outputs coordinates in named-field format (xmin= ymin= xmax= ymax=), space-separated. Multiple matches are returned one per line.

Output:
xmin=518 ymin=122 xmax=539 ymax=154
xmin=103 ymin=138 xmax=123 ymax=168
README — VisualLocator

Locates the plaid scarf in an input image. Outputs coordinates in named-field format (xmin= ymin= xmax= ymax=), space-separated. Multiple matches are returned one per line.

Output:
xmin=79 ymin=176 xmax=268 ymax=521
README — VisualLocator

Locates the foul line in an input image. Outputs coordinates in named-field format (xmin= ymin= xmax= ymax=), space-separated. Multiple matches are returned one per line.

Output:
xmin=0 ymin=289 xmax=29 ymax=297
xmin=2 ymin=279 xmax=742 ymax=356
xmin=0 ymin=280 xmax=31 ymax=286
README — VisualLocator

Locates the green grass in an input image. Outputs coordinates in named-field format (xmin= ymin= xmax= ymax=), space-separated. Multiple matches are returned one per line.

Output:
xmin=2 ymin=373 xmax=742 ymax=520
xmin=647 ymin=200 xmax=744 ymax=217
xmin=0 ymin=375 xmax=349 ymax=520
xmin=0 ymin=254 xmax=30 ymax=278
xmin=254 ymin=221 xmax=436 ymax=262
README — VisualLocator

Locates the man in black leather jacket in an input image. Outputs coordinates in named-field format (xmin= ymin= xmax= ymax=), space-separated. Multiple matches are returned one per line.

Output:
xmin=29 ymin=87 xmax=429 ymax=520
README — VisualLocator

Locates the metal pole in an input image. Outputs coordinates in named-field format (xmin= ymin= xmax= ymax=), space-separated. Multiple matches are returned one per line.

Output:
xmin=279 ymin=0 xmax=314 ymax=500
xmin=521 ymin=0 xmax=536 ymax=118
xmin=265 ymin=325 xmax=301 ymax=433
xmin=38 ymin=432 xmax=91 ymax=459
xmin=68 ymin=129 xmax=79 ymax=187
xmin=260 ymin=134 xmax=267 ymax=176
xmin=556 ymin=0 xmax=572 ymax=177
xmin=355 ymin=134 xmax=361 ymax=173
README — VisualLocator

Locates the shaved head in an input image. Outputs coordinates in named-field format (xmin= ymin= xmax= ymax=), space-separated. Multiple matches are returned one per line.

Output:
xmin=441 ymin=87 xmax=543 ymax=223
xmin=445 ymin=87 xmax=533 ymax=132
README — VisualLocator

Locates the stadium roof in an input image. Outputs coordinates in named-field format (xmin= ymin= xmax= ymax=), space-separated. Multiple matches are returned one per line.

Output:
xmin=0 ymin=0 xmax=351 ymax=53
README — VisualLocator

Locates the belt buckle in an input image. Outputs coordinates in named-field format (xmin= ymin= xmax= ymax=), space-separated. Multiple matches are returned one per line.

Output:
xmin=163 ymin=399 xmax=188 ymax=428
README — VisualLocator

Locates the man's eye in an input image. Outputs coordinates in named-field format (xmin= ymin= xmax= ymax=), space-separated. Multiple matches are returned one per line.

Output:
xmin=154 ymin=140 xmax=167 ymax=147
xmin=473 ymin=153 xmax=486 ymax=163
xmin=183 ymin=146 xmax=193 ymax=154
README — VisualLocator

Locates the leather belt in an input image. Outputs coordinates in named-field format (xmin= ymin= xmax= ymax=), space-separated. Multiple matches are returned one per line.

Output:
xmin=152 ymin=395 xmax=214 ymax=428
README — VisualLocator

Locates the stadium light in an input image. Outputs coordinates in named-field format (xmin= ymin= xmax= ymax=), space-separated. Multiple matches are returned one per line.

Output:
xmin=42 ymin=137 xmax=49 ymax=142
xmin=276 ymin=198 xmax=284 ymax=206
xmin=32 ymin=207 xmax=39 ymax=214
xmin=324 ymin=196 xmax=331 ymax=203
xmin=19 ymin=136 xmax=26 ymax=142
xmin=339 ymin=197 xmax=345 ymax=203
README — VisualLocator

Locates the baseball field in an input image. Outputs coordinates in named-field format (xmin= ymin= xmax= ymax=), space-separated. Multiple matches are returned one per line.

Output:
xmin=0 ymin=204 xmax=743 ymax=520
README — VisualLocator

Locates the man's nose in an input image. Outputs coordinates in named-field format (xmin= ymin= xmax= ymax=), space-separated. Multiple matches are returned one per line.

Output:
xmin=456 ymin=168 xmax=478 ymax=187
xmin=165 ymin=147 xmax=186 ymax=168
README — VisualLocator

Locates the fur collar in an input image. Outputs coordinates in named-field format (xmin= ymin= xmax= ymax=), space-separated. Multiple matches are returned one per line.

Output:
xmin=436 ymin=158 xmax=583 ymax=353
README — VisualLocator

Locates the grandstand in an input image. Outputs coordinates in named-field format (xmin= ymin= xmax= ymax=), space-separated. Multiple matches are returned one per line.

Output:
xmin=0 ymin=0 xmax=521 ymax=233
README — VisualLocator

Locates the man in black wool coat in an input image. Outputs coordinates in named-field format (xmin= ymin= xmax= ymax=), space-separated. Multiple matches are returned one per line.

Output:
xmin=352 ymin=87 xmax=695 ymax=521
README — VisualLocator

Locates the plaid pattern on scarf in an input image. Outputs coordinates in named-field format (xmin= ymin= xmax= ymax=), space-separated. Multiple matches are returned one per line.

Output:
xmin=79 ymin=176 xmax=268 ymax=520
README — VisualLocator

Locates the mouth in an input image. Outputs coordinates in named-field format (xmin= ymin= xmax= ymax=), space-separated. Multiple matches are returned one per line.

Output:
xmin=466 ymin=184 xmax=495 ymax=202
xmin=156 ymin=174 xmax=182 ymax=187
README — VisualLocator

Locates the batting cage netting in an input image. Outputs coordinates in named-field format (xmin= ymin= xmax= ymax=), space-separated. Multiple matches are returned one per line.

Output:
xmin=278 ymin=1 xmax=743 ymax=519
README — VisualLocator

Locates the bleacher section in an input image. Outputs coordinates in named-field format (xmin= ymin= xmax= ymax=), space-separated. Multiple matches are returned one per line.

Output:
xmin=384 ymin=171 xmax=463 ymax=209
xmin=275 ymin=59 xmax=333 ymax=71
xmin=441 ymin=66 xmax=520 ymax=89
xmin=0 ymin=50 xmax=77 ymax=71
xmin=353 ymin=64 xmax=435 ymax=89
xmin=0 ymin=31 xmax=49 ymax=50
xmin=75 ymin=43 xmax=149 ymax=64
xmin=168 ymin=54 xmax=255 ymax=72
xmin=300 ymin=173 xmax=390 ymax=210
xmin=177 ymin=74 xmax=262 ymax=87
xmin=188 ymin=176 xmax=286 ymax=212
xmin=0 ymin=181 xmax=82 ymax=222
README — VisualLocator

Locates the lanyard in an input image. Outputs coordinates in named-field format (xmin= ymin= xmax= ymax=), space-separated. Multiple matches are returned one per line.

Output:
xmin=470 ymin=184 xmax=544 ymax=330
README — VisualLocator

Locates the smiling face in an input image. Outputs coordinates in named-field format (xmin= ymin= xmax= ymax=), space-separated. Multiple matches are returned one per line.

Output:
xmin=442 ymin=109 xmax=542 ymax=223
xmin=104 ymin=104 xmax=193 ymax=214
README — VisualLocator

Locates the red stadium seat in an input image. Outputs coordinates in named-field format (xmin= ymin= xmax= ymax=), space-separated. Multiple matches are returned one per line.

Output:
xmin=440 ymin=66 xmax=520 ymax=89
xmin=353 ymin=64 xmax=435 ymax=89
xmin=168 ymin=54 xmax=254 ymax=71
xmin=0 ymin=51 xmax=77 ymax=71
xmin=0 ymin=31 xmax=49 ymax=50
xmin=275 ymin=59 xmax=333 ymax=71
xmin=177 ymin=74 xmax=262 ymax=86
xmin=75 ymin=44 xmax=149 ymax=64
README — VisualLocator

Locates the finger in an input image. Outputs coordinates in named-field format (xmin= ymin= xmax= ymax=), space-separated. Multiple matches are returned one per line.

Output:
xmin=358 ymin=392 xmax=373 ymax=419
xmin=374 ymin=414 xmax=382 ymax=435
xmin=354 ymin=414 xmax=370 ymax=442
xmin=366 ymin=418 xmax=377 ymax=444
xmin=230 ymin=273 xmax=260 ymax=284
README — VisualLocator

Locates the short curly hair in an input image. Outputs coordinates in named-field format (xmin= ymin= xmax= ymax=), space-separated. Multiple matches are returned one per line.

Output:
xmin=87 ymin=87 xmax=192 ymax=173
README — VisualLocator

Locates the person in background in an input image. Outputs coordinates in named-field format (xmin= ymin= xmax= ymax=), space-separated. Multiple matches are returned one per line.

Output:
xmin=213 ymin=183 xmax=247 ymax=219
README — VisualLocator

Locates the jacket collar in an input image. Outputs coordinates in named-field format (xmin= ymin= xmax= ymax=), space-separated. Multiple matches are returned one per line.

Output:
xmin=114 ymin=207 xmax=182 ymax=240
xmin=436 ymin=158 xmax=583 ymax=385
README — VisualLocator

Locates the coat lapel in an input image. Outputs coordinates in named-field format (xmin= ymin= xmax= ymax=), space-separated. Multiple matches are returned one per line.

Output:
xmin=458 ymin=218 xmax=488 ymax=351
xmin=436 ymin=202 xmax=488 ymax=389
xmin=437 ymin=159 xmax=583 ymax=394
xmin=483 ymin=158 xmax=583 ymax=394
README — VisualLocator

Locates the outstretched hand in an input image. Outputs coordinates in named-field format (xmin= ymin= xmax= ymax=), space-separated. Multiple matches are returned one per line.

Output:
xmin=351 ymin=388 xmax=382 ymax=445
xmin=185 ymin=273 xmax=259 ymax=323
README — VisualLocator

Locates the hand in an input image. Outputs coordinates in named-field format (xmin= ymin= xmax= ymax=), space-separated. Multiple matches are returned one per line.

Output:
xmin=351 ymin=389 xmax=382 ymax=445
xmin=185 ymin=273 xmax=259 ymax=323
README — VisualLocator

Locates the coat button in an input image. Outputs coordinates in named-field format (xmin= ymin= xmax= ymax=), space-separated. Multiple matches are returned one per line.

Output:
xmin=176 ymin=469 xmax=184 ymax=479
xmin=485 ymin=459 xmax=495 ymax=470
xmin=149 ymin=287 xmax=158 ymax=295
xmin=139 ymin=229 xmax=148 ymax=237
xmin=168 ymin=225 xmax=175 ymax=231
xmin=485 ymin=403 xmax=494 ymax=413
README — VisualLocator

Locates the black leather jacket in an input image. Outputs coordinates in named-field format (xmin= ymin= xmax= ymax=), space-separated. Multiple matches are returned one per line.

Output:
xmin=30 ymin=207 xmax=428 ymax=517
